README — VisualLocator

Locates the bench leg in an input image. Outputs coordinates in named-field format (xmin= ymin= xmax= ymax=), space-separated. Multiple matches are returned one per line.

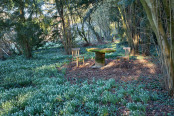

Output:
xmin=76 ymin=57 xmax=79 ymax=67
xmin=83 ymin=56 xmax=84 ymax=65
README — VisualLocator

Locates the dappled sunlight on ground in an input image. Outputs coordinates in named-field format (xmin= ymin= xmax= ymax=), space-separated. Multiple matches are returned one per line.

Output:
xmin=65 ymin=58 xmax=161 ymax=83
xmin=101 ymin=61 xmax=115 ymax=70
xmin=0 ymin=91 xmax=34 ymax=115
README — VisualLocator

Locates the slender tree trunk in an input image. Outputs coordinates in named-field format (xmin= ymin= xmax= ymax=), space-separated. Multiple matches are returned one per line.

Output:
xmin=74 ymin=6 xmax=89 ymax=45
xmin=0 ymin=43 xmax=4 ymax=59
xmin=55 ymin=0 xmax=72 ymax=54
xmin=142 ymin=29 xmax=150 ymax=56
xmin=86 ymin=23 xmax=102 ymax=43
xmin=118 ymin=7 xmax=132 ymax=46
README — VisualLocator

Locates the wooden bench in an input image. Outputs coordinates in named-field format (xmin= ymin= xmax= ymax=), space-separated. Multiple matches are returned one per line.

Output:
xmin=116 ymin=47 xmax=131 ymax=68
xmin=72 ymin=48 xmax=84 ymax=67
xmin=123 ymin=47 xmax=131 ymax=60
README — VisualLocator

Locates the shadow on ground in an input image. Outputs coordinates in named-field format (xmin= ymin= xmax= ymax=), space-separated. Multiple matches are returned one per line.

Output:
xmin=65 ymin=58 xmax=162 ymax=84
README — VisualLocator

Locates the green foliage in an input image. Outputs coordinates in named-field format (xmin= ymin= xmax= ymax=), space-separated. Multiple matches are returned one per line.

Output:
xmin=0 ymin=0 xmax=174 ymax=114
xmin=98 ymin=106 xmax=109 ymax=116
xmin=127 ymin=102 xmax=146 ymax=111
xmin=0 ymin=44 xmax=174 ymax=115
xmin=0 ymin=0 xmax=51 ymax=58
xmin=15 ymin=20 xmax=46 ymax=58
xmin=118 ymin=0 xmax=135 ymax=7
xmin=102 ymin=90 xmax=118 ymax=104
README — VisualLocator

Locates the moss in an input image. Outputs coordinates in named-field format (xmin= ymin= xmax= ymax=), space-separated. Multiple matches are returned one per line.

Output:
xmin=87 ymin=48 xmax=115 ymax=67
xmin=87 ymin=48 xmax=116 ymax=53
xmin=95 ymin=52 xmax=105 ymax=64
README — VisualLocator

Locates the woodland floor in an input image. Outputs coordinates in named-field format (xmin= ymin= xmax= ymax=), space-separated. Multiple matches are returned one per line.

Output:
xmin=66 ymin=58 xmax=161 ymax=83
xmin=65 ymin=58 xmax=174 ymax=115
xmin=1 ymin=45 xmax=174 ymax=115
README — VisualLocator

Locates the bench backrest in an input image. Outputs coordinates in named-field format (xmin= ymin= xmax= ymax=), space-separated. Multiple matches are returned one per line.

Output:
xmin=72 ymin=48 xmax=80 ymax=57
xmin=123 ymin=47 xmax=131 ymax=57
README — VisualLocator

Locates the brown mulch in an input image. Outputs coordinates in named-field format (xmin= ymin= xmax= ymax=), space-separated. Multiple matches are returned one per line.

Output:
xmin=63 ymin=58 xmax=174 ymax=115
xmin=65 ymin=58 xmax=162 ymax=83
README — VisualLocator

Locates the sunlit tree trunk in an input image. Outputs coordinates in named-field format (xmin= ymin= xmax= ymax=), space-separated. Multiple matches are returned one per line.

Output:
xmin=140 ymin=0 xmax=174 ymax=96
xmin=118 ymin=7 xmax=132 ymax=46
xmin=118 ymin=5 xmax=140 ymax=55
xmin=132 ymin=2 xmax=140 ymax=55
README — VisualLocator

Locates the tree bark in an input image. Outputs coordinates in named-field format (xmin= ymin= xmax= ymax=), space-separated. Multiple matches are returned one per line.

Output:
xmin=86 ymin=23 xmax=102 ymax=43
xmin=55 ymin=0 xmax=72 ymax=54
xmin=140 ymin=0 xmax=174 ymax=96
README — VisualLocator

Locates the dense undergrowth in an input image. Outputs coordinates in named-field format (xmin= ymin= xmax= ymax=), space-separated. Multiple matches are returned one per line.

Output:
xmin=0 ymin=42 xmax=174 ymax=116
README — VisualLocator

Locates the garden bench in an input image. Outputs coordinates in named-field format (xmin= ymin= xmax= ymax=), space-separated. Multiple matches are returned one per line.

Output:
xmin=123 ymin=47 xmax=131 ymax=60
xmin=72 ymin=48 xmax=84 ymax=67
xmin=116 ymin=47 xmax=131 ymax=68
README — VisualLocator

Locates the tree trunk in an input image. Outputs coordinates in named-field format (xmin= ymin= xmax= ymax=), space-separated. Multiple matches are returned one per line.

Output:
xmin=118 ymin=7 xmax=132 ymax=46
xmin=140 ymin=0 xmax=174 ymax=96
xmin=25 ymin=41 xmax=32 ymax=59
xmin=142 ymin=29 xmax=150 ymax=56
xmin=55 ymin=0 xmax=72 ymax=55
xmin=74 ymin=6 xmax=89 ymax=45
xmin=86 ymin=23 xmax=102 ymax=43
xmin=19 ymin=1 xmax=32 ymax=59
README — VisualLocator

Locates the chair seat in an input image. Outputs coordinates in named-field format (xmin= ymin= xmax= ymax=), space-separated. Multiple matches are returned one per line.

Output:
xmin=72 ymin=56 xmax=84 ymax=61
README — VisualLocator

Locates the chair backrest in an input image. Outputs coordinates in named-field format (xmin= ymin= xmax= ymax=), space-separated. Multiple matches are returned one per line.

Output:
xmin=123 ymin=47 xmax=131 ymax=57
xmin=72 ymin=48 xmax=80 ymax=57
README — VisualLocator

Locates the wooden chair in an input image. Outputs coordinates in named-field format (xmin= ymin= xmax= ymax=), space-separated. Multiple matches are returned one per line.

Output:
xmin=123 ymin=47 xmax=131 ymax=60
xmin=116 ymin=47 xmax=131 ymax=68
xmin=71 ymin=48 xmax=84 ymax=67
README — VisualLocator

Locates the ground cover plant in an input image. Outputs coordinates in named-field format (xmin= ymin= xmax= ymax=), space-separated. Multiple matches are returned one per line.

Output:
xmin=1 ymin=0 xmax=174 ymax=115
xmin=0 ymin=42 xmax=174 ymax=116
